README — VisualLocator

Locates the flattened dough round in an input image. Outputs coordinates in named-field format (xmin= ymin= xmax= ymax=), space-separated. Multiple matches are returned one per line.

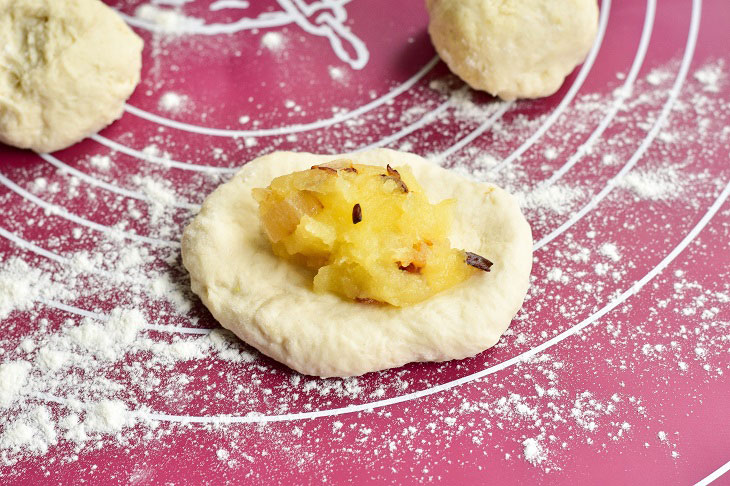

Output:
xmin=0 ymin=0 xmax=143 ymax=153
xmin=426 ymin=0 xmax=599 ymax=100
xmin=182 ymin=149 xmax=533 ymax=377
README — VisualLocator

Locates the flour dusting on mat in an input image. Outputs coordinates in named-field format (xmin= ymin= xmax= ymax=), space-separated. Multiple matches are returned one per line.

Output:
xmin=159 ymin=92 xmax=188 ymax=113
xmin=261 ymin=32 xmax=285 ymax=52
xmin=523 ymin=438 xmax=546 ymax=465
xmin=619 ymin=166 xmax=683 ymax=200
xmin=134 ymin=4 xmax=204 ymax=34
xmin=0 ymin=19 xmax=728 ymax=482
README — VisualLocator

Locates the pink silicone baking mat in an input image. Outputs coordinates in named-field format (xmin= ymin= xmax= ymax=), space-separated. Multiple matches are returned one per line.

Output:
xmin=1 ymin=0 xmax=729 ymax=484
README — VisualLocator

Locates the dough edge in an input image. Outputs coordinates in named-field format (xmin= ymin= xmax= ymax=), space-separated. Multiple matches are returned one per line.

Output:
xmin=0 ymin=0 xmax=144 ymax=153
xmin=182 ymin=149 xmax=533 ymax=377
xmin=426 ymin=0 xmax=599 ymax=100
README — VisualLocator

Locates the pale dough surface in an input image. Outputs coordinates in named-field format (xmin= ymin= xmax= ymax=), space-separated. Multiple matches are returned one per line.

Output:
xmin=426 ymin=0 xmax=599 ymax=100
xmin=182 ymin=149 xmax=533 ymax=377
xmin=0 ymin=0 xmax=143 ymax=153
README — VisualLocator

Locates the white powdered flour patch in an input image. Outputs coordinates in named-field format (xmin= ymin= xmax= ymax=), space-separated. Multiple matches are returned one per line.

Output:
xmin=600 ymin=242 xmax=622 ymax=262
xmin=135 ymin=176 xmax=177 ymax=207
xmin=88 ymin=155 xmax=112 ymax=171
xmin=694 ymin=62 xmax=725 ymax=92
xmin=134 ymin=4 xmax=204 ymax=34
xmin=523 ymin=438 xmax=546 ymax=465
xmin=619 ymin=166 xmax=683 ymax=200
xmin=329 ymin=66 xmax=346 ymax=82
xmin=0 ymin=362 xmax=31 ymax=407
xmin=133 ymin=175 xmax=179 ymax=224
xmin=0 ymin=259 xmax=61 ymax=320
xmin=0 ymin=407 xmax=57 ymax=455
xmin=518 ymin=184 xmax=586 ymax=214
xmin=159 ymin=92 xmax=188 ymax=113
xmin=261 ymin=32 xmax=285 ymax=52
xmin=84 ymin=401 xmax=132 ymax=434
xmin=69 ymin=308 xmax=145 ymax=361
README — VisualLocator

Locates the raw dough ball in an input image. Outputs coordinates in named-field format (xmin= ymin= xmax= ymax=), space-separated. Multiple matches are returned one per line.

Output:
xmin=182 ymin=149 xmax=533 ymax=378
xmin=426 ymin=0 xmax=599 ymax=100
xmin=0 ymin=0 xmax=144 ymax=153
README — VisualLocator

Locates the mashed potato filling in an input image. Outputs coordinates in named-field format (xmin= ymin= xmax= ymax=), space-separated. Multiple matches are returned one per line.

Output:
xmin=252 ymin=159 xmax=492 ymax=307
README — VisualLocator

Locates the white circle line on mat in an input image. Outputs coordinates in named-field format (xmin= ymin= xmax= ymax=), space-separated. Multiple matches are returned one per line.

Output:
xmin=39 ymin=153 xmax=200 ymax=211
xmin=540 ymin=0 xmax=656 ymax=188
xmin=0 ymin=234 xmax=209 ymax=333
xmin=436 ymin=102 xmax=514 ymax=161
xmin=484 ymin=0 xmax=612 ymax=173
xmin=117 ymin=10 xmax=292 ymax=35
xmin=38 ymin=297 xmax=211 ymax=335
xmin=119 ymin=9 xmax=293 ymax=35
xmin=0 ymin=227 xmax=206 ymax=333
xmin=534 ymin=0 xmax=699 ymax=251
xmin=355 ymin=100 xmax=452 ymax=153
xmin=91 ymin=134 xmax=239 ymax=174
xmin=695 ymin=459 xmax=730 ymax=486
xmin=39 ymin=298 xmax=107 ymax=321
xmin=122 ymin=56 xmax=439 ymax=138
xmin=0 ymin=226 xmax=70 ymax=265
xmin=0 ymin=172 xmax=180 ymax=248
xmin=142 ymin=324 xmax=213 ymax=335
xmin=92 ymin=96 xmax=452 ymax=174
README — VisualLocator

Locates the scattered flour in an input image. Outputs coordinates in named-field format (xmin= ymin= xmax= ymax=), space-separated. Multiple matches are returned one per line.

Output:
xmin=159 ymin=92 xmax=188 ymax=113
xmin=693 ymin=62 xmax=724 ymax=93
xmin=328 ymin=66 xmax=346 ymax=82
xmin=261 ymin=32 xmax=285 ymax=52
xmin=135 ymin=176 xmax=177 ymax=208
xmin=133 ymin=175 xmax=179 ymax=222
xmin=0 ymin=259 xmax=53 ymax=320
xmin=134 ymin=4 xmax=204 ymax=34
xmin=0 ymin=407 xmax=57 ymax=455
xmin=619 ymin=166 xmax=683 ymax=200
xmin=646 ymin=68 xmax=673 ymax=86
xmin=600 ymin=243 xmax=622 ymax=262
xmin=84 ymin=401 xmax=132 ymax=434
xmin=518 ymin=183 xmax=585 ymax=214
xmin=522 ymin=438 xmax=546 ymax=465
xmin=69 ymin=308 xmax=146 ymax=361
xmin=0 ymin=362 xmax=31 ymax=407
xmin=544 ymin=147 xmax=558 ymax=160
xmin=88 ymin=155 xmax=112 ymax=171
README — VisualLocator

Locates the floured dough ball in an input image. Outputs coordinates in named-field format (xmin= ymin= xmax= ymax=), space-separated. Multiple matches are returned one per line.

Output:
xmin=182 ymin=149 xmax=533 ymax=378
xmin=0 ymin=0 xmax=143 ymax=153
xmin=426 ymin=0 xmax=599 ymax=100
